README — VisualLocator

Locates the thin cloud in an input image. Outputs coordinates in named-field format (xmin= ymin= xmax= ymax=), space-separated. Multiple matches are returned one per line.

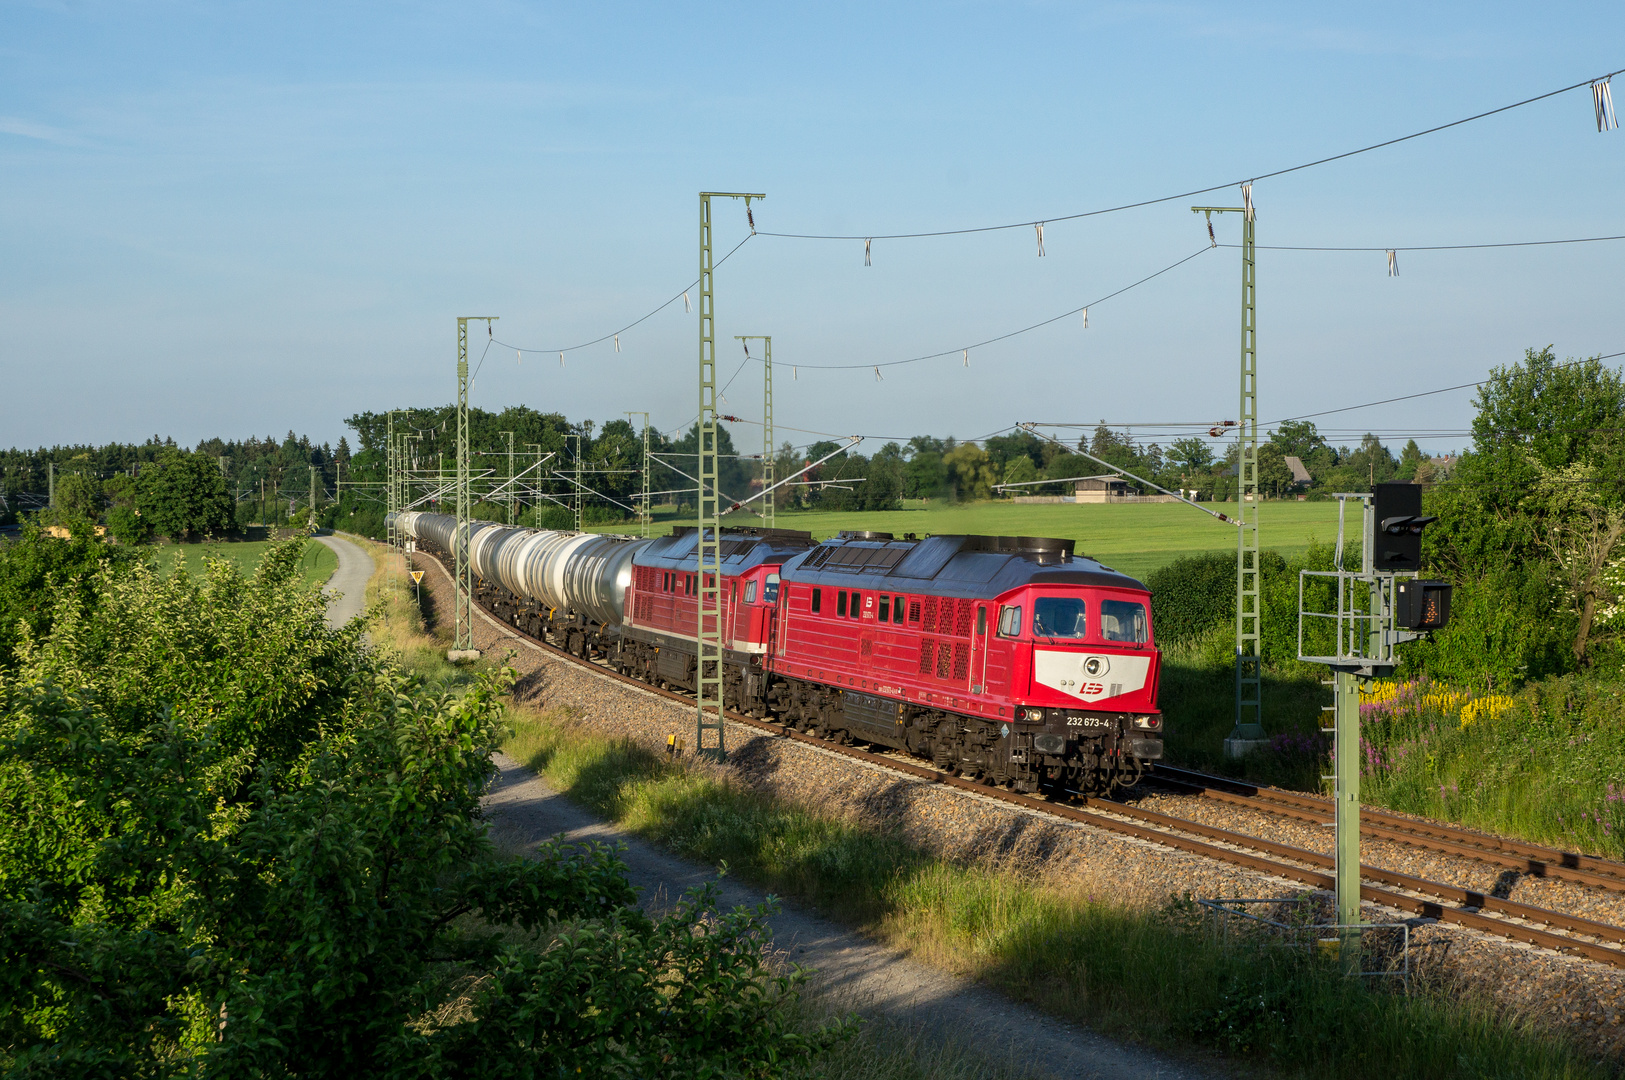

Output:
xmin=0 ymin=116 xmax=84 ymax=145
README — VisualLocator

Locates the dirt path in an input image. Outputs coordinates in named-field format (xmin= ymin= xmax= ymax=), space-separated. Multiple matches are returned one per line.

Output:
xmin=486 ymin=755 xmax=1227 ymax=1080
xmin=316 ymin=533 xmax=372 ymax=628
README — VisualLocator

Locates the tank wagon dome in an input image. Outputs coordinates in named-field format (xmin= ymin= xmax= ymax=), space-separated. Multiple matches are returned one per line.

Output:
xmin=778 ymin=533 xmax=1146 ymax=598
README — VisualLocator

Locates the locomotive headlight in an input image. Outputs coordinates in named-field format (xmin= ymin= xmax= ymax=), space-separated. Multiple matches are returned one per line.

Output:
xmin=1023 ymin=708 xmax=1044 ymax=722
xmin=1133 ymin=715 xmax=1162 ymax=731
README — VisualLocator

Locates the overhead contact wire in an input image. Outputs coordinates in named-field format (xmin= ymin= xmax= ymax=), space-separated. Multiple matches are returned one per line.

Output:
xmin=493 ymin=234 xmax=755 ymax=357
xmin=757 ymin=66 xmax=1625 ymax=241
xmin=1221 ymin=233 xmax=1625 ymax=253
xmin=764 ymin=247 xmax=1211 ymax=372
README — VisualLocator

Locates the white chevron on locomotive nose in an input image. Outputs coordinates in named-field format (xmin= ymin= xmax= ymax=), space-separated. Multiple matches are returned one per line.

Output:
xmin=1032 ymin=650 xmax=1151 ymax=703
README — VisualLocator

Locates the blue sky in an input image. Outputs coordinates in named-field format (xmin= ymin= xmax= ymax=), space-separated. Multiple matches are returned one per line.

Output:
xmin=2 ymin=1 xmax=1621 ymax=458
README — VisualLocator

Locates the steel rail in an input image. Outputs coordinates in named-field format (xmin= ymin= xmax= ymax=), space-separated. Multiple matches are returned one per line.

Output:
xmin=417 ymin=550 xmax=1625 ymax=969
xmin=1153 ymin=764 xmax=1625 ymax=892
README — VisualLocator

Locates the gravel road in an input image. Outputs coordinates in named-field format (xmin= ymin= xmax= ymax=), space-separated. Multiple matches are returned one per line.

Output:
xmin=316 ymin=533 xmax=372 ymax=628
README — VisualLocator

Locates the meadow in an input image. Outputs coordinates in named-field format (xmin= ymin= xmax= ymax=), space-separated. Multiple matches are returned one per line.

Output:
xmin=156 ymin=536 xmax=338 ymax=588
xmin=601 ymin=498 xmax=1343 ymax=580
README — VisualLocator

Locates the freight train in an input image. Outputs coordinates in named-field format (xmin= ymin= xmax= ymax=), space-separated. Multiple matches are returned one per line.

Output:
xmin=391 ymin=511 xmax=1163 ymax=795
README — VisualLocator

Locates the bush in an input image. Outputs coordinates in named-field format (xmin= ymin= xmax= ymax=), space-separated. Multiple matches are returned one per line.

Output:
xmin=1401 ymin=561 xmax=1576 ymax=689
xmin=106 ymin=503 xmax=150 ymax=544
xmin=1146 ymin=552 xmax=1234 ymax=650
xmin=0 ymin=537 xmax=840 ymax=1076
xmin=532 ymin=505 xmax=575 ymax=530
xmin=0 ymin=519 xmax=144 ymax=669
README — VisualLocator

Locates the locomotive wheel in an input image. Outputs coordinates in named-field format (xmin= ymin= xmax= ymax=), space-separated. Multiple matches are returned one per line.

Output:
xmin=1114 ymin=757 xmax=1146 ymax=792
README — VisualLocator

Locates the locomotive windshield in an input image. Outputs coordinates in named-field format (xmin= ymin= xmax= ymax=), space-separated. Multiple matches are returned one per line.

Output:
xmin=1100 ymin=599 xmax=1149 ymax=643
xmin=1032 ymin=596 xmax=1087 ymax=639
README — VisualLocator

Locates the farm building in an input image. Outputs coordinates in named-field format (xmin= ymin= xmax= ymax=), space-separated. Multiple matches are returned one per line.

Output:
xmin=1074 ymin=475 xmax=1131 ymax=503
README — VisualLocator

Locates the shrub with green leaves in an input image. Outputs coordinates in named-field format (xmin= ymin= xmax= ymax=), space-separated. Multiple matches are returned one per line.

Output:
xmin=0 ymin=536 xmax=838 ymax=1077
xmin=0 ymin=520 xmax=146 ymax=672
xmin=1145 ymin=551 xmax=1234 ymax=650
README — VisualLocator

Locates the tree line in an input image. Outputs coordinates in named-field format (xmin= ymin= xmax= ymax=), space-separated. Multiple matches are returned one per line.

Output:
xmin=1 ymin=433 xmax=355 ymax=539
xmin=2 ymin=403 xmax=1445 ymax=543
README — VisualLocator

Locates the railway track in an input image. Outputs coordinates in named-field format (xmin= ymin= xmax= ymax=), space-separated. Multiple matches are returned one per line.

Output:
xmin=1149 ymin=764 xmax=1625 ymax=894
xmin=424 ymin=551 xmax=1625 ymax=969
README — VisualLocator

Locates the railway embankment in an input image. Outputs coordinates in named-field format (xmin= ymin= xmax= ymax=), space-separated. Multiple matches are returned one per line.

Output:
xmin=394 ymin=543 xmax=1625 ymax=1076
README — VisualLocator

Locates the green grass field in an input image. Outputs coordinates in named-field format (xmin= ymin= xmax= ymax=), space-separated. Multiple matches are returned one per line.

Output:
xmin=157 ymin=538 xmax=338 ymax=588
xmin=601 ymin=499 xmax=1341 ymax=580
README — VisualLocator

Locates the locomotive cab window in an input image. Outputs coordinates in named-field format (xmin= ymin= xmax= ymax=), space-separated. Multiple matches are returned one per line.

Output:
xmin=997 ymin=605 xmax=1022 ymax=638
xmin=1100 ymin=599 xmax=1149 ymax=643
xmin=811 ymin=587 xmax=821 ymax=614
xmin=764 ymin=573 xmax=780 ymax=604
xmin=1032 ymin=597 xmax=1087 ymax=639
xmin=744 ymin=580 xmax=758 ymax=604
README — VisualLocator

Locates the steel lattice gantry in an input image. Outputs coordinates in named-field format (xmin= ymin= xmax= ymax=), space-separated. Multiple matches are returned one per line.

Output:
xmin=734 ymin=335 xmax=774 ymax=529
xmin=451 ymin=316 xmax=497 ymax=662
xmin=696 ymin=192 xmax=762 ymax=762
xmin=385 ymin=411 xmax=397 ymax=552
xmin=626 ymin=412 xmax=651 ymax=538
xmin=1236 ymin=194 xmax=1262 ymax=746
xmin=762 ymin=336 xmax=774 ymax=529
xmin=1193 ymin=191 xmax=1264 ymax=752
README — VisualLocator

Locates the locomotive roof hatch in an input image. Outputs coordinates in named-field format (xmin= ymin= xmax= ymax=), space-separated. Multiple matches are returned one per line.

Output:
xmin=636 ymin=524 xmax=817 ymax=573
xmin=780 ymin=533 xmax=1145 ymax=600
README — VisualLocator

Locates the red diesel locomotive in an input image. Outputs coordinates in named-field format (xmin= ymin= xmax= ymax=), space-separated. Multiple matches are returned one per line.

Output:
xmin=756 ymin=531 xmax=1162 ymax=795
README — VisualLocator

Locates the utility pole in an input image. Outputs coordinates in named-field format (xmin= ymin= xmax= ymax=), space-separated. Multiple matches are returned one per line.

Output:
xmin=385 ymin=411 xmax=397 ymax=553
xmin=734 ymin=335 xmax=774 ymax=528
xmin=309 ymin=465 xmax=319 ymax=527
xmin=1194 ymin=191 xmax=1264 ymax=755
xmin=48 ymin=462 xmax=55 ymax=510
xmin=451 ymin=317 xmax=497 ymax=662
xmin=499 ymin=430 xmax=515 ymax=525
xmin=566 ymin=433 xmax=583 ymax=531
xmin=626 ymin=412 xmax=651 ymax=537
xmin=524 ymin=444 xmax=542 ymax=526
xmin=697 ymin=191 xmax=763 ymax=762
xmin=403 ymin=433 xmax=422 ymax=520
